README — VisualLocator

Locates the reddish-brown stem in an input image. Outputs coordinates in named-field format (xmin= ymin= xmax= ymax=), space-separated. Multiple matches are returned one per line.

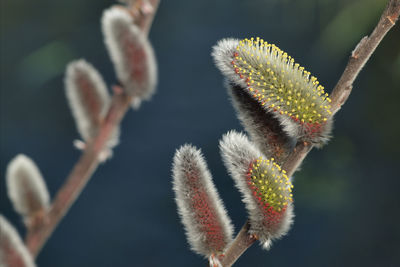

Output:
xmin=24 ymin=0 xmax=160 ymax=258
xmin=25 ymin=92 xmax=132 ymax=257
xmin=219 ymin=221 xmax=257 ymax=267
xmin=125 ymin=0 xmax=160 ymax=35
xmin=282 ymin=142 xmax=312 ymax=177
xmin=140 ymin=0 xmax=160 ymax=35
xmin=220 ymin=1 xmax=400 ymax=265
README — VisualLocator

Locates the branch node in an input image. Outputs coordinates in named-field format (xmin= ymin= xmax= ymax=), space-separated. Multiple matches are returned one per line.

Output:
xmin=140 ymin=0 xmax=154 ymax=14
xmin=112 ymin=85 xmax=124 ymax=95
xmin=387 ymin=15 xmax=396 ymax=25
xmin=339 ymin=85 xmax=353 ymax=106
xmin=351 ymin=36 xmax=368 ymax=59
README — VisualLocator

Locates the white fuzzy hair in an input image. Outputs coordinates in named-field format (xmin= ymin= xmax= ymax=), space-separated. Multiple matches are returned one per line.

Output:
xmin=102 ymin=7 xmax=157 ymax=109
xmin=65 ymin=59 xmax=120 ymax=149
xmin=219 ymin=131 xmax=294 ymax=248
xmin=0 ymin=215 xmax=36 ymax=267
xmin=6 ymin=154 xmax=50 ymax=218
xmin=211 ymin=38 xmax=245 ymax=88
xmin=172 ymin=144 xmax=234 ymax=257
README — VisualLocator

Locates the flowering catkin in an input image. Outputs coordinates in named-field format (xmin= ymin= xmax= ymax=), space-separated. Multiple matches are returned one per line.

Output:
xmin=213 ymin=37 xmax=332 ymax=146
xmin=219 ymin=131 xmax=294 ymax=249
xmin=172 ymin=145 xmax=234 ymax=257
xmin=6 ymin=154 xmax=50 ymax=219
xmin=102 ymin=7 xmax=157 ymax=109
xmin=0 ymin=215 xmax=36 ymax=267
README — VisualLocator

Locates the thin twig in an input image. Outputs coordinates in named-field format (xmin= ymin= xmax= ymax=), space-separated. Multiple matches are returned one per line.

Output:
xmin=140 ymin=0 xmax=160 ymax=35
xmin=24 ymin=0 xmax=160 ymax=257
xmin=25 ymin=91 xmax=132 ymax=257
xmin=219 ymin=221 xmax=257 ymax=267
xmin=220 ymin=1 xmax=400 ymax=265
xmin=282 ymin=142 xmax=312 ymax=177
xmin=330 ymin=0 xmax=400 ymax=115
xmin=125 ymin=0 xmax=160 ymax=35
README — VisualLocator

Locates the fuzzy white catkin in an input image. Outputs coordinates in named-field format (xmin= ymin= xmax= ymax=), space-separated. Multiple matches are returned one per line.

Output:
xmin=172 ymin=145 xmax=234 ymax=257
xmin=0 ymin=215 xmax=36 ymax=267
xmin=219 ymin=131 xmax=294 ymax=249
xmin=6 ymin=154 xmax=50 ymax=218
xmin=102 ymin=7 xmax=157 ymax=109
xmin=65 ymin=59 xmax=120 ymax=149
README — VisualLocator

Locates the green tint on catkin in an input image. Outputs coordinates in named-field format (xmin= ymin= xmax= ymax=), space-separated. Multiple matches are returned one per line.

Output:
xmin=232 ymin=37 xmax=332 ymax=125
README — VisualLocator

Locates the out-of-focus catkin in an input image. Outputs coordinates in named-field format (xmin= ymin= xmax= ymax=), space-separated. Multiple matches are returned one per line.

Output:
xmin=6 ymin=154 xmax=50 ymax=220
xmin=0 ymin=215 xmax=36 ymax=267
xmin=102 ymin=7 xmax=157 ymax=109
xmin=65 ymin=59 xmax=120 ymax=150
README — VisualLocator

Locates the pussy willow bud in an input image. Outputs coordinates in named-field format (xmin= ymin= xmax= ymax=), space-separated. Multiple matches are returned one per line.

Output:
xmin=213 ymin=37 xmax=332 ymax=146
xmin=172 ymin=145 xmax=234 ymax=258
xmin=0 ymin=215 xmax=36 ymax=267
xmin=6 ymin=154 xmax=50 ymax=220
xmin=65 ymin=59 xmax=119 ymax=150
xmin=102 ymin=7 xmax=157 ymax=109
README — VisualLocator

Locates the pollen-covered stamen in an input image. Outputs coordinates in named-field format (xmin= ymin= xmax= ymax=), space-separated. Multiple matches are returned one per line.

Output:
xmin=231 ymin=37 xmax=332 ymax=127
xmin=246 ymin=157 xmax=293 ymax=226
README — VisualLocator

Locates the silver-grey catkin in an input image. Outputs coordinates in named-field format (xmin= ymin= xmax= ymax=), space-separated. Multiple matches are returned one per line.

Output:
xmin=65 ymin=59 xmax=119 ymax=149
xmin=6 ymin=154 xmax=50 ymax=219
xmin=102 ymin=7 xmax=157 ymax=109
xmin=172 ymin=144 xmax=234 ymax=257
xmin=0 ymin=215 xmax=36 ymax=267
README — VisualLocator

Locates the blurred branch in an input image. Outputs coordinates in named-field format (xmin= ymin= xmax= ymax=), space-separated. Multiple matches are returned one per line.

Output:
xmin=24 ymin=0 xmax=160 ymax=258
xmin=219 ymin=1 xmax=400 ymax=266
xmin=25 ymin=89 xmax=132 ymax=257
xmin=125 ymin=0 xmax=160 ymax=35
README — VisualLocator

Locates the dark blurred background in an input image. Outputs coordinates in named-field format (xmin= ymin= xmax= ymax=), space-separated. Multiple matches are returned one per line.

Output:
xmin=1 ymin=0 xmax=399 ymax=266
